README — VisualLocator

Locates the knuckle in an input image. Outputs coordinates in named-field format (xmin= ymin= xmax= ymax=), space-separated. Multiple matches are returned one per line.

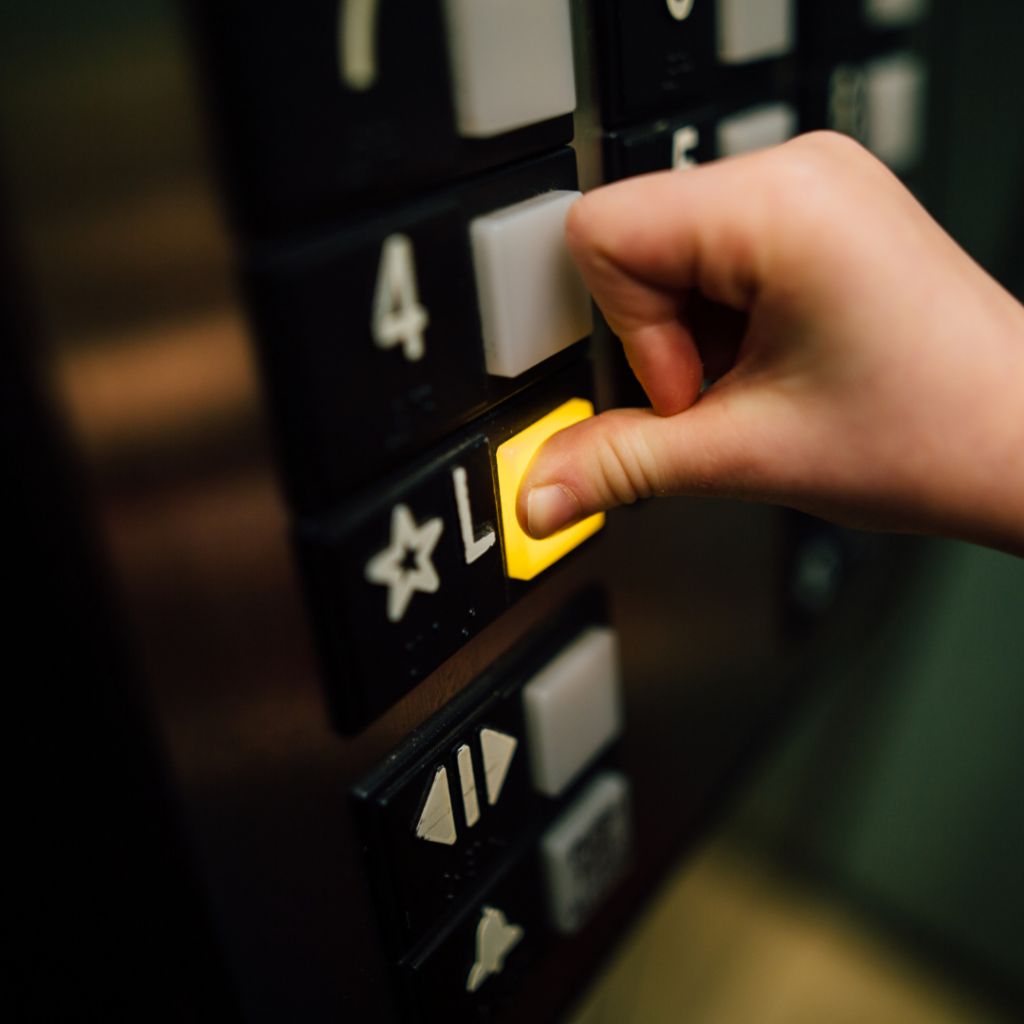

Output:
xmin=590 ymin=415 xmax=662 ymax=507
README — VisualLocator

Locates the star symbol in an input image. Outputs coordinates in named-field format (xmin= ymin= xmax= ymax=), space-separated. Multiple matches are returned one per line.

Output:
xmin=364 ymin=504 xmax=444 ymax=622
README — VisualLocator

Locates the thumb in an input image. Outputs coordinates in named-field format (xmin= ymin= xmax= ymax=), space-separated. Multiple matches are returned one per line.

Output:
xmin=515 ymin=390 xmax=788 ymax=538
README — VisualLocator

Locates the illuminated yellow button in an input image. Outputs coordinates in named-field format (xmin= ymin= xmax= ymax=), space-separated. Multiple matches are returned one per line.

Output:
xmin=495 ymin=398 xmax=605 ymax=581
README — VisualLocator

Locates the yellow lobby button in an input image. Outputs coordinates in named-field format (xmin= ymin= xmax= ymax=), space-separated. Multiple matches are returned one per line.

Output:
xmin=495 ymin=398 xmax=605 ymax=581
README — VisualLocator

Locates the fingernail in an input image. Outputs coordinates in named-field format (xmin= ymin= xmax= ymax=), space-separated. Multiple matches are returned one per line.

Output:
xmin=527 ymin=484 xmax=580 ymax=539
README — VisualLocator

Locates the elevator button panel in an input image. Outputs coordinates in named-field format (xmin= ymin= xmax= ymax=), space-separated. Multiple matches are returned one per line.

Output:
xmin=443 ymin=0 xmax=577 ymax=137
xmin=540 ymin=771 xmax=632 ymax=934
xmin=355 ymin=595 xmax=630 ymax=1020
xmin=471 ymin=190 xmax=592 ymax=379
xmin=298 ymin=364 xmax=601 ymax=734
xmin=604 ymin=98 xmax=797 ymax=180
xmin=168 ymin=0 xmax=939 ymax=1019
xmin=495 ymin=399 xmax=605 ymax=581
xmin=189 ymin=0 xmax=574 ymax=232
xmin=247 ymin=147 xmax=585 ymax=514
xmin=522 ymin=626 xmax=624 ymax=797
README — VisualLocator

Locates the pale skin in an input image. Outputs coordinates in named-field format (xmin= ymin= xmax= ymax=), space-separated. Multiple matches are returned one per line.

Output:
xmin=516 ymin=131 xmax=1024 ymax=558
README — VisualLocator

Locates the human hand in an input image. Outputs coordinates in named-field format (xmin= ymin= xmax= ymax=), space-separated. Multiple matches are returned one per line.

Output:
xmin=516 ymin=132 xmax=1024 ymax=556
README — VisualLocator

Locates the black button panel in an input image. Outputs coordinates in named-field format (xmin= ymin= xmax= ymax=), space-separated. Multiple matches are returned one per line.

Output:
xmin=247 ymin=147 xmax=583 ymax=514
xmin=400 ymin=849 xmax=548 ymax=1024
xmin=186 ymin=0 xmax=574 ymax=233
xmin=351 ymin=591 xmax=609 ymax=950
xmin=353 ymin=647 xmax=535 ymax=955
xmin=298 ymin=362 xmax=596 ymax=734
xmin=354 ymin=592 xmax=626 ymax=1022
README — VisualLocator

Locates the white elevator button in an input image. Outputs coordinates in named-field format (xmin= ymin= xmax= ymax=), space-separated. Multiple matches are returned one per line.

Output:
xmin=522 ymin=626 xmax=624 ymax=798
xmin=717 ymin=102 xmax=797 ymax=157
xmin=442 ymin=0 xmax=577 ymax=138
xmin=863 ymin=52 xmax=927 ymax=174
xmin=716 ymin=0 xmax=794 ymax=65
xmin=470 ymin=190 xmax=593 ymax=379
xmin=540 ymin=771 xmax=632 ymax=934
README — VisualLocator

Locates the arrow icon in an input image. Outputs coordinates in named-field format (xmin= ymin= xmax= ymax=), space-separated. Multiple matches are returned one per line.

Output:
xmin=479 ymin=728 xmax=517 ymax=806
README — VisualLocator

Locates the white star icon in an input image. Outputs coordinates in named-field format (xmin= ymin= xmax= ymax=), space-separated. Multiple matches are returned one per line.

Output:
xmin=364 ymin=504 xmax=444 ymax=623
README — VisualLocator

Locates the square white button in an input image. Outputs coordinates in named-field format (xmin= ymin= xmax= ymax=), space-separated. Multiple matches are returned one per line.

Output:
xmin=471 ymin=190 xmax=593 ymax=379
xmin=442 ymin=0 xmax=577 ymax=138
xmin=716 ymin=0 xmax=794 ymax=65
xmin=540 ymin=771 xmax=632 ymax=934
xmin=717 ymin=102 xmax=797 ymax=157
xmin=864 ymin=52 xmax=927 ymax=174
xmin=522 ymin=626 xmax=624 ymax=798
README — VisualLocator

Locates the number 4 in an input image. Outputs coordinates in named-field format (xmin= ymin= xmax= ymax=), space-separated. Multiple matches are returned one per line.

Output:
xmin=372 ymin=234 xmax=430 ymax=362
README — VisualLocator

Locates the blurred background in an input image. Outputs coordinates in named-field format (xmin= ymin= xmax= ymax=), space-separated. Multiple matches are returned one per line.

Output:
xmin=2 ymin=1 xmax=1021 ymax=1021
